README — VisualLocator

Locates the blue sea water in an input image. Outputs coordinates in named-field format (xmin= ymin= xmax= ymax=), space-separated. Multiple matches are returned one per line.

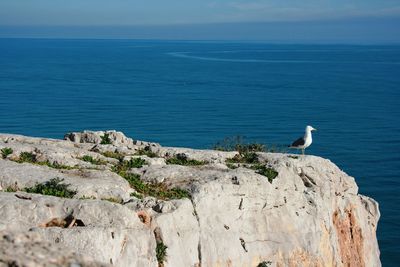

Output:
xmin=0 ymin=39 xmax=399 ymax=266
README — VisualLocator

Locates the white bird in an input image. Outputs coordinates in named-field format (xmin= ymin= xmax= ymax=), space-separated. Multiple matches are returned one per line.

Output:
xmin=289 ymin=125 xmax=317 ymax=155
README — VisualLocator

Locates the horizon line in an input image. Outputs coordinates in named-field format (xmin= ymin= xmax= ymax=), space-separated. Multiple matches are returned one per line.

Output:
xmin=1 ymin=37 xmax=399 ymax=46
xmin=1 ymin=14 xmax=400 ymax=28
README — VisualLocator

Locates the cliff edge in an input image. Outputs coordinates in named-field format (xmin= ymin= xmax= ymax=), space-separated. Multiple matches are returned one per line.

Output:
xmin=0 ymin=131 xmax=380 ymax=267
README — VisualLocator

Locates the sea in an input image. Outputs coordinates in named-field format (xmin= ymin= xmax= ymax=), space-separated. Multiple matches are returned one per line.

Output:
xmin=0 ymin=39 xmax=399 ymax=266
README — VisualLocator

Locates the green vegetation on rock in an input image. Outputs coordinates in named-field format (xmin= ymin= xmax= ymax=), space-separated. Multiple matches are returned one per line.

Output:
xmin=134 ymin=147 xmax=158 ymax=158
xmin=251 ymin=164 xmax=279 ymax=183
xmin=17 ymin=152 xmax=37 ymax=163
xmin=24 ymin=178 xmax=77 ymax=198
xmin=226 ymin=151 xmax=259 ymax=164
xmin=79 ymin=155 xmax=107 ymax=165
xmin=4 ymin=186 xmax=17 ymax=192
xmin=120 ymin=172 xmax=190 ymax=200
xmin=220 ymin=138 xmax=279 ymax=183
xmin=101 ymin=151 xmax=125 ymax=161
xmin=100 ymin=133 xmax=112 ymax=145
xmin=226 ymin=162 xmax=238 ymax=169
xmin=213 ymin=136 xmax=265 ymax=153
xmin=40 ymin=161 xmax=77 ymax=170
xmin=156 ymin=242 xmax=168 ymax=264
xmin=1 ymin=147 xmax=13 ymax=159
xmin=111 ymin=157 xmax=147 ymax=173
xmin=166 ymin=153 xmax=207 ymax=166
xmin=214 ymin=136 xmax=287 ymax=153
xmin=15 ymin=152 xmax=76 ymax=169
xmin=112 ymin=158 xmax=190 ymax=200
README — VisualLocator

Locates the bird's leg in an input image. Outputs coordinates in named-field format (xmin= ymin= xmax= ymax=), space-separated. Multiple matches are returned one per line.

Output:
xmin=302 ymin=149 xmax=305 ymax=155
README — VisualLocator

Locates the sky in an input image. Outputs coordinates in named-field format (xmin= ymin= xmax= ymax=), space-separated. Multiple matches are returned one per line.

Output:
xmin=0 ymin=0 xmax=399 ymax=43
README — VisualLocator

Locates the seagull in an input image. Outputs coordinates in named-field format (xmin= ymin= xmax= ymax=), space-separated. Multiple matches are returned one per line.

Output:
xmin=289 ymin=125 xmax=317 ymax=155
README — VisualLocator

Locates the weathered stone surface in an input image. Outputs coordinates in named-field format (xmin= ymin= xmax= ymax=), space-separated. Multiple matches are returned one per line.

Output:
xmin=0 ymin=160 xmax=133 ymax=201
xmin=0 ymin=192 xmax=158 ymax=267
xmin=153 ymin=199 xmax=200 ymax=267
xmin=0 ymin=131 xmax=380 ymax=267
xmin=64 ymin=130 xmax=135 ymax=147
xmin=64 ymin=130 xmax=160 ymax=150
xmin=0 ymin=231 xmax=108 ymax=267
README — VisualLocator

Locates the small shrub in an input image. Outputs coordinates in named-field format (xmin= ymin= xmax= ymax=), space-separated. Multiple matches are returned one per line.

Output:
xmin=156 ymin=242 xmax=168 ymax=264
xmin=156 ymin=187 xmax=191 ymax=200
xmin=111 ymin=157 xmax=147 ymax=173
xmin=226 ymin=151 xmax=259 ymax=164
xmin=251 ymin=164 xmax=278 ymax=183
xmin=226 ymin=163 xmax=238 ymax=169
xmin=4 ymin=186 xmax=17 ymax=192
xmin=38 ymin=161 xmax=77 ymax=170
xmin=166 ymin=153 xmax=207 ymax=166
xmin=17 ymin=152 xmax=37 ymax=163
xmin=127 ymin=157 xmax=147 ymax=168
xmin=79 ymin=155 xmax=107 ymax=165
xmin=116 ymin=172 xmax=190 ymax=200
xmin=237 ymin=143 xmax=265 ymax=154
xmin=101 ymin=151 xmax=125 ymax=161
xmin=213 ymin=136 xmax=265 ymax=153
xmin=25 ymin=178 xmax=77 ymax=198
xmin=241 ymin=152 xmax=259 ymax=163
xmin=221 ymin=137 xmax=262 ymax=164
xmin=135 ymin=147 xmax=158 ymax=158
xmin=112 ymin=157 xmax=190 ymax=200
xmin=1 ymin=147 xmax=13 ymax=159
xmin=100 ymin=133 xmax=112 ymax=145
xmin=214 ymin=136 xmax=287 ymax=153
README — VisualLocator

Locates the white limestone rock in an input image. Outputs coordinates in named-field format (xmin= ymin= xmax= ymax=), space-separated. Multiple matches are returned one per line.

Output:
xmin=0 ymin=160 xmax=132 ymax=201
xmin=0 ymin=231 xmax=109 ymax=267
xmin=0 ymin=192 xmax=158 ymax=267
xmin=64 ymin=130 xmax=160 ymax=150
xmin=0 ymin=131 xmax=380 ymax=267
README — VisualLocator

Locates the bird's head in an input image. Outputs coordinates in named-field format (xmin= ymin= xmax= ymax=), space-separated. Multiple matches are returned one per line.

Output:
xmin=306 ymin=125 xmax=317 ymax=132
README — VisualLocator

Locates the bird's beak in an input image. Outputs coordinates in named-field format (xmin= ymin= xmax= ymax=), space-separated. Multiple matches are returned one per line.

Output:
xmin=313 ymin=128 xmax=317 ymax=131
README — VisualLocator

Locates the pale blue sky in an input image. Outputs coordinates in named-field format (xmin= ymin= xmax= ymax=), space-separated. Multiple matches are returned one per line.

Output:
xmin=1 ymin=0 xmax=399 ymax=25
xmin=0 ymin=0 xmax=399 ymax=42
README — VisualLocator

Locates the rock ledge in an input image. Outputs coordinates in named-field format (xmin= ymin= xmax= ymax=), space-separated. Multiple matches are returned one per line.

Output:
xmin=0 ymin=131 xmax=380 ymax=267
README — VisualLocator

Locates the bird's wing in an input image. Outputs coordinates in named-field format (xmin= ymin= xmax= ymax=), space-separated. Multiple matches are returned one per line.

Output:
xmin=290 ymin=137 xmax=305 ymax=147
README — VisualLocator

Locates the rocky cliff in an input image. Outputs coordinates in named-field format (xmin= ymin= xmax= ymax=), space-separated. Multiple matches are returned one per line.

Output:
xmin=0 ymin=131 xmax=380 ymax=267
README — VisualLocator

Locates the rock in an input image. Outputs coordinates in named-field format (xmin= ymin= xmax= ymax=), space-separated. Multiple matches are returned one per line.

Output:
xmin=0 ymin=131 xmax=381 ymax=267
xmin=0 ymin=160 xmax=133 ymax=201
xmin=153 ymin=199 xmax=200 ymax=267
xmin=0 ymin=231 xmax=109 ymax=267
xmin=153 ymin=200 xmax=176 ymax=213
xmin=64 ymin=130 xmax=134 ymax=146
xmin=0 ymin=192 xmax=158 ymax=267
xmin=64 ymin=130 xmax=160 ymax=150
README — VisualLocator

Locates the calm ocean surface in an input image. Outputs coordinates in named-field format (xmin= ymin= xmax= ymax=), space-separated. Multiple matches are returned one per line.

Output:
xmin=0 ymin=39 xmax=399 ymax=266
